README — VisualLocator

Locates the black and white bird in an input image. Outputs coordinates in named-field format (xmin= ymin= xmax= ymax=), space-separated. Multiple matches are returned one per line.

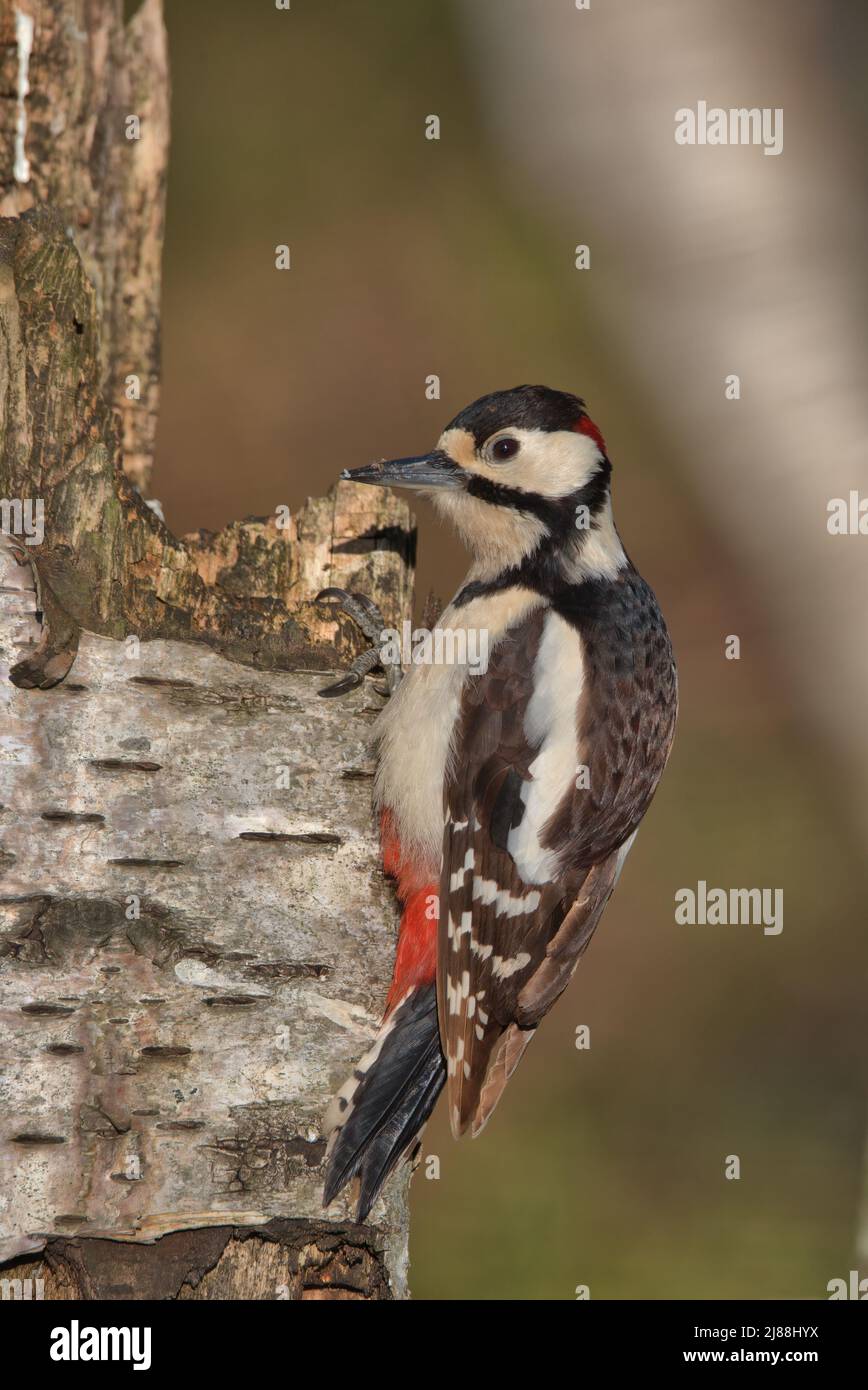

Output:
xmin=319 ymin=385 xmax=678 ymax=1222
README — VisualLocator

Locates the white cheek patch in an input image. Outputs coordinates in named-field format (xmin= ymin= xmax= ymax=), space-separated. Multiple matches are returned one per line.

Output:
xmin=440 ymin=426 xmax=605 ymax=501
xmin=506 ymin=429 xmax=603 ymax=499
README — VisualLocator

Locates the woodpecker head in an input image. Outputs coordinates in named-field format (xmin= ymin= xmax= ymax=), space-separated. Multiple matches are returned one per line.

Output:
xmin=342 ymin=385 xmax=624 ymax=580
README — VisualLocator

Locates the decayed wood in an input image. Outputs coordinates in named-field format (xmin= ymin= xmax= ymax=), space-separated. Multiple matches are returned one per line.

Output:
xmin=0 ymin=206 xmax=414 ymax=690
xmin=0 ymin=0 xmax=417 ymax=1300
xmin=2 ymin=1221 xmax=396 ymax=1300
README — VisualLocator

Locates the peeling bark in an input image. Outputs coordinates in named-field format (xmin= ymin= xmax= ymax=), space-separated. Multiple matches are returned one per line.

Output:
xmin=0 ymin=0 xmax=415 ymax=1299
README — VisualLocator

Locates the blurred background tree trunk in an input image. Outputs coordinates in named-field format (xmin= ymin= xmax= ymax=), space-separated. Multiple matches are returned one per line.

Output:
xmin=0 ymin=0 xmax=414 ymax=1299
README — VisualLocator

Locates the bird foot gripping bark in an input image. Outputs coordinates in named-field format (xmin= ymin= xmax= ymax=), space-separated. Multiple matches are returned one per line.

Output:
xmin=315 ymin=588 xmax=402 ymax=698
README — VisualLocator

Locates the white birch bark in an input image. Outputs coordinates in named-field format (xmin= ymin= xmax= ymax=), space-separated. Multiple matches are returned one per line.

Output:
xmin=0 ymin=535 xmax=411 ymax=1297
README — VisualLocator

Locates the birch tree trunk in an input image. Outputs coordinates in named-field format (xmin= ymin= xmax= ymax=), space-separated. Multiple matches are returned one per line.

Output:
xmin=0 ymin=0 xmax=415 ymax=1299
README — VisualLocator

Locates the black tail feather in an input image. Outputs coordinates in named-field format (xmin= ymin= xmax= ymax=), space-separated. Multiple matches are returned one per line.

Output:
xmin=355 ymin=1042 xmax=444 ymax=1222
xmin=323 ymin=983 xmax=445 ymax=1221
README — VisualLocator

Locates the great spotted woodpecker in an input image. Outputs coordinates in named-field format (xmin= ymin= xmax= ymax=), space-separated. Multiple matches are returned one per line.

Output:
xmin=320 ymin=385 xmax=677 ymax=1222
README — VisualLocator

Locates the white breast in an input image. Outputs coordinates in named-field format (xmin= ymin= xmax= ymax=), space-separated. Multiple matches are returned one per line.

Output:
xmin=374 ymin=586 xmax=543 ymax=871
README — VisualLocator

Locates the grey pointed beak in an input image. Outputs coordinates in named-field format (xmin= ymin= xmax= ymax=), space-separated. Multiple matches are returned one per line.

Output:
xmin=341 ymin=450 xmax=466 ymax=490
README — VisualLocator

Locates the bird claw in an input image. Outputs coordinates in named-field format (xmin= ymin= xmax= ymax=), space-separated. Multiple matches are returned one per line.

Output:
xmin=315 ymin=587 xmax=402 ymax=699
xmin=317 ymin=644 xmax=382 ymax=698
xmin=315 ymin=588 xmax=386 ymax=644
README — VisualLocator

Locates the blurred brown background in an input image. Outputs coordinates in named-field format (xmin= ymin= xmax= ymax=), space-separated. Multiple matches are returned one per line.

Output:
xmin=149 ymin=0 xmax=868 ymax=1298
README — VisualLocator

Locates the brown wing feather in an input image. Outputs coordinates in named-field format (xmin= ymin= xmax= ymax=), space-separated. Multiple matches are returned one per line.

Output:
xmin=438 ymin=608 xmax=565 ymax=1136
xmin=438 ymin=567 xmax=677 ymax=1139
xmin=515 ymin=851 xmax=622 ymax=1026
xmin=542 ymin=570 xmax=678 ymax=870
xmin=470 ymin=849 xmax=624 ymax=1136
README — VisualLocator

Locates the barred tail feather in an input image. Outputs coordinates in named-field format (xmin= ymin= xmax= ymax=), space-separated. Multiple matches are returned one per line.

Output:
xmin=323 ymin=983 xmax=445 ymax=1223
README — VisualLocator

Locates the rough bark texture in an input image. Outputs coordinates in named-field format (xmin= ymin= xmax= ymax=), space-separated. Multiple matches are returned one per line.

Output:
xmin=0 ymin=207 xmax=414 ymax=691
xmin=2 ymin=1221 xmax=397 ymax=1299
xmin=0 ymin=0 xmax=416 ymax=1299
xmin=0 ymin=545 xmax=412 ymax=1295
xmin=0 ymin=0 xmax=169 ymax=491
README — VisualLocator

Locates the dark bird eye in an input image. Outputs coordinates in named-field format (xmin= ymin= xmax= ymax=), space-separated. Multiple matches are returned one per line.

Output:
xmin=491 ymin=436 xmax=520 ymax=462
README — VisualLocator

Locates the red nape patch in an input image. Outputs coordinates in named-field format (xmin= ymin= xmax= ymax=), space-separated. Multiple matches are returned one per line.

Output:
xmin=573 ymin=413 xmax=607 ymax=455
xmin=385 ymin=884 xmax=438 ymax=1014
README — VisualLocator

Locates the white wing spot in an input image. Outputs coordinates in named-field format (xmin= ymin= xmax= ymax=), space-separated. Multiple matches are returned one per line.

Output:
xmin=492 ymin=951 xmax=532 ymax=979
xmin=472 ymin=877 xmax=541 ymax=918
xmin=450 ymin=847 xmax=476 ymax=890
xmin=446 ymin=977 xmax=462 ymax=1015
